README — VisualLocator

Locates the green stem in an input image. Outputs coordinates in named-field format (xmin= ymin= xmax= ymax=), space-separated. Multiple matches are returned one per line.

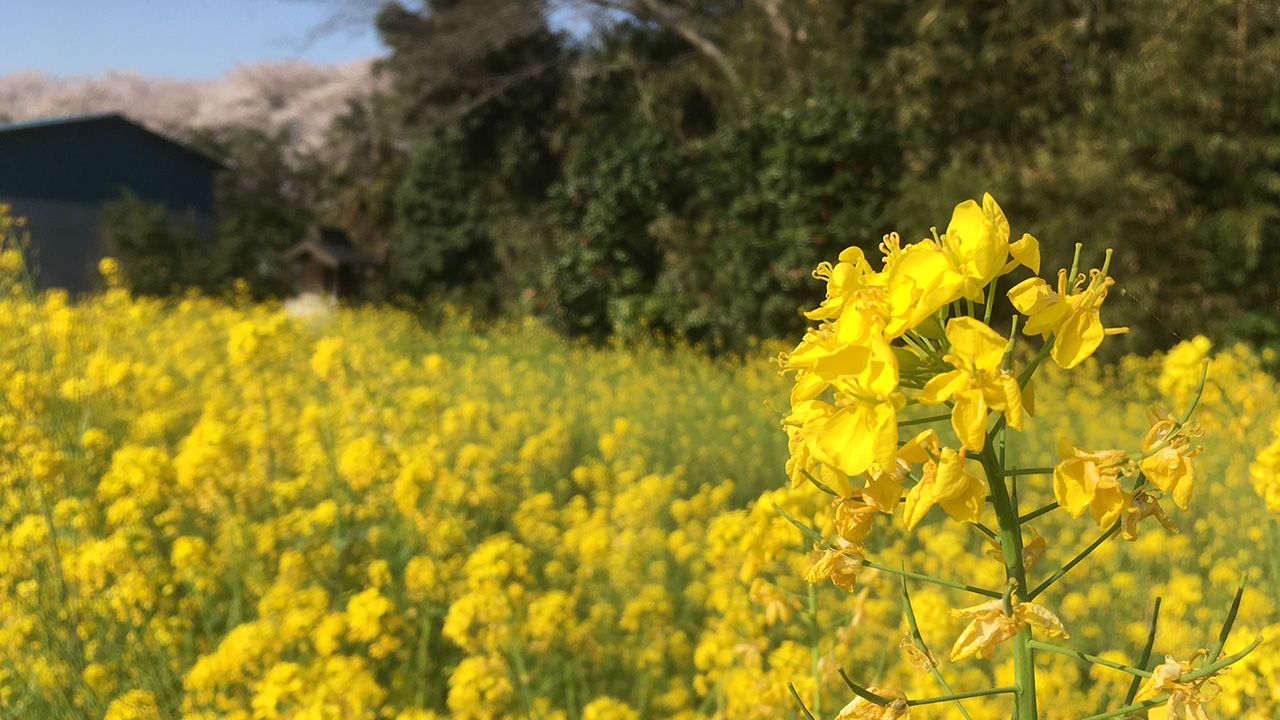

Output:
xmin=799 ymin=468 xmax=839 ymax=496
xmin=837 ymin=668 xmax=893 ymax=705
xmin=787 ymin=682 xmax=819 ymax=720
xmin=1124 ymin=597 xmax=1162 ymax=705
xmin=971 ymin=522 xmax=998 ymax=541
xmin=1208 ymin=574 xmax=1247 ymax=662
xmin=1078 ymin=695 xmax=1170 ymax=720
xmin=899 ymin=412 xmax=953 ymax=427
xmin=900 ymin=566 xmax=974 ymax=720
xmin=1183 ymin=634 xmax=1263 ymax=682
xmin=863 ymin=560 xmax=1001 ymax=599
xmin=984 ymin=275 xmax=999 ymax=325
xmin=979 ymin=441 xmax=1036 ymax=720
xmin=1007 ymin=467 xmax=1055 ymax=477
xmin=1018 ymin=502 xmax=1059 ymax=524
xmin=1028 ymin=520 xmax=1120 ymax=599
xmin=909 ymin=686 xmax=1019 ymax=706
xmin=808 ymin=582 xmax=822 ymax=717
xmin=1026 ymin=640 xmax=1150 ymax=677
xmin=1018 ymin=335 xmax=1056 ymax=389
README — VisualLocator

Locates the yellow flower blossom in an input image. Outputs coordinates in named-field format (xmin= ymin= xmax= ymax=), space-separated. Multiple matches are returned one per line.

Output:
xmin=1139 ymin=406 xmax=1202 ymax=511
xmin=781 ymin=325 xmax=904 ymax=477
xmin=804 ymin=537 xmax=864 ymax=592
xmin=1003 ymin=232 xmax=1041 ymax=275
xmin=833 ymin=493 xmax=879 ymax=544
xmin=1053 ymin=439 xmax=1130 ymax=527
xmin=1007 ymin=254 xmax=1128 ymax=368
xmin=1135 ymin=651 xmax=1222 ymax=720
xmin=805 ymin=246 xmax=876 ymax=321
xmin=835 ymin=687 xmax=910 ymax=720
xmin=898 ymin=429 xmax=986 ymax=529
xmin=919 ymin=316 xmax=1027 ymax=450
xmin=949 ymin=600 xmax=1068 ymax=661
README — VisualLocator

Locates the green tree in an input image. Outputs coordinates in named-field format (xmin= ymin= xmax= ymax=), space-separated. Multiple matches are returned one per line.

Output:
xmin=100 ymin=190 xmax=208 ymax=295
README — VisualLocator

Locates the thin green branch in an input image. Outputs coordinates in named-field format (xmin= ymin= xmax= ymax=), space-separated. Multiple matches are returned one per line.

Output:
xmin=971 ymin=522 xmax=998 ymax=541
xmin=1007 ymin=467 xmax=1056 ymax=477
xmin=1018 ymin=334 xmax=1056 ymax=389
xmin=1028 ymin=520 xmax=1120 ymax=599
xmin=1078 ymin=694 xmax=1171 ymax=720
xmin=1184 ymin=634 xmax=1264 ymax=682
xmin=836 ymin=667 xmax=893 ymax=706
xmin=899 ymin=412 xmax=953 ymax=427
xmin=984 ymin=275 xmax=1000 ymax=325
xmin=787 ymin=682 xmax=818 ymax=720
xmin=1208 ymin=574 xmax=1247 ymax=662
xmin=1019 ymin=502 xmax=1059 ymax=524
xmin=864 ymin=560 xmax=1001 ymax=599
xmin=908 ymin=686 xmax=1018 ymax=707
xmin=799 ymin=468 xmax=839 ymax=497
xmin=1001 ymin=316 xmax=1019 ymax=371
xmin=899 ymin=566 xmax=974 ymax=720
xmin=1124 ymin=597 xmax=1162 ymax=705
xmin=1026 ymin=640 xmax=1150 ymax=678
xmin=899 ymin=331 xmax=936 ymax=362
xmin=772 ymin=503 xmax=826 ymax=545
xmin=1130 ymin=360 xmax=1210 ymax=464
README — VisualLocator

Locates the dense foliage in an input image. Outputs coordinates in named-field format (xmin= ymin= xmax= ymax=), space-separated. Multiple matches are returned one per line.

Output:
xmin=98 ymin=1 xmax=1280 ymax=356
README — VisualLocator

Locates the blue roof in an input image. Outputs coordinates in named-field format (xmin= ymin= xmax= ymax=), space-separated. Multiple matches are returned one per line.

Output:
xmin=0 ymin=112 xmax=226 ymax=169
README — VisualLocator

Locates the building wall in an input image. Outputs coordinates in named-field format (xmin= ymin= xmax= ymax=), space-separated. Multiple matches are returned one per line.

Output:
xmin=0 ymin=115 xmax=221 ymax=293
xmin=0 ymin=117 xmax=218 ymax=214
xmin=1 ymin=195 xmax=214 ymax=294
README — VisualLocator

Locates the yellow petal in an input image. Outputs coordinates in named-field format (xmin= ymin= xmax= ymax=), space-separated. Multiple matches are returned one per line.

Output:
xmin=898 ymin=429 xmax=939 ymax=465
xmin=820 ymin=462 xmax=854 ymax=497
xmin=902 ymin=480 xmax=933 ymax=531
xmin=811 ymin=405 xmax=878 ymax=476
xmin=1009 ymin=232 xmax=1041 ymax=274
xmin=938 ymin=474 xmax=985 ymax=524
xmin=933 ymin=448 xmax=977 ymax=501
xmin=1051 ymin=308 xmax=1105 ymax=369
xmin=998 ymin=374 xmax=1024 ymax=431
xmin=1089 ymin=481 xmax=1129 ymax=528
xmin=872 ymin=402 xmax=902 ymax=472
xmin=1171 ymin=463 xmax=1195 ymax=511
xmin=863 ymin=470 xmax=904 ymax=513
xmin=951 ymin=389 xmax=988 ymax=451
xmin=946 ymin=317 xmax=1007 ymax=370
xmin=790 ymin=371 xmax=828 ymax=404
xmin=804 ymin=551 xmax=838 ymax=585
xmin=920 ymin=369 xmax=967 ymax=404
xmin=836 ymin=500 xmax=877 ymax=544
xmin=1007 ymin=277 xmax=1057 ymax=316
xmin=1013 ymin=602 xmax=1069 ymax=639
xmin=1053 ymin=459 xmax=1093 ymax=517
xmin=950 ymin=612 xmax=1018 ymax=661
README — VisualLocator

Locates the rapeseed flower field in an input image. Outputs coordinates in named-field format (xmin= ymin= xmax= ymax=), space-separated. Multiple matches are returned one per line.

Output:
xmin=2 ymin=205 xmax=1279 ymax=719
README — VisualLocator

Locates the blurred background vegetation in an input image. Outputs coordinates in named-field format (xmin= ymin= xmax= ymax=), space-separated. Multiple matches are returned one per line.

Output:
xmin=100 ymin=0 xmax=1280 ymax=357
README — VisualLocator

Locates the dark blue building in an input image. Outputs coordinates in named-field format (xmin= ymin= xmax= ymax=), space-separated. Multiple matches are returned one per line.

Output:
xmin=0 ymin=112 xmax=224 ymax=292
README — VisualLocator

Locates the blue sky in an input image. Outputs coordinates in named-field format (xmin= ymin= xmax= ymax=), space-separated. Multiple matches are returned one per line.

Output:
xmin=2 ymin=0 xmax=386 ymax=79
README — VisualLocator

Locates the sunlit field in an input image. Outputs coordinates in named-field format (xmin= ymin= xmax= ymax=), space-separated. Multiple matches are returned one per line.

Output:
xmin=2 ymin=254 xmax=1279 ymax=719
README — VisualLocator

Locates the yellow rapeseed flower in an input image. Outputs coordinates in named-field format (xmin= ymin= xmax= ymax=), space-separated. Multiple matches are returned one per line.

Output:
xmin=1007 ymin=255 xmax=1128 ymax=369
xmin=1139 ymin=406 xmax=1202 ymax=511
xmin=835 ymin=687 xmax=910 ymax=720
xmin=1053 ymin=439 xmax=1129 ymax=527
xmin=949 ymin=599 xmax=1068 ymax=661
xmin=919 ymin=316 xmax=1026 ymax=450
